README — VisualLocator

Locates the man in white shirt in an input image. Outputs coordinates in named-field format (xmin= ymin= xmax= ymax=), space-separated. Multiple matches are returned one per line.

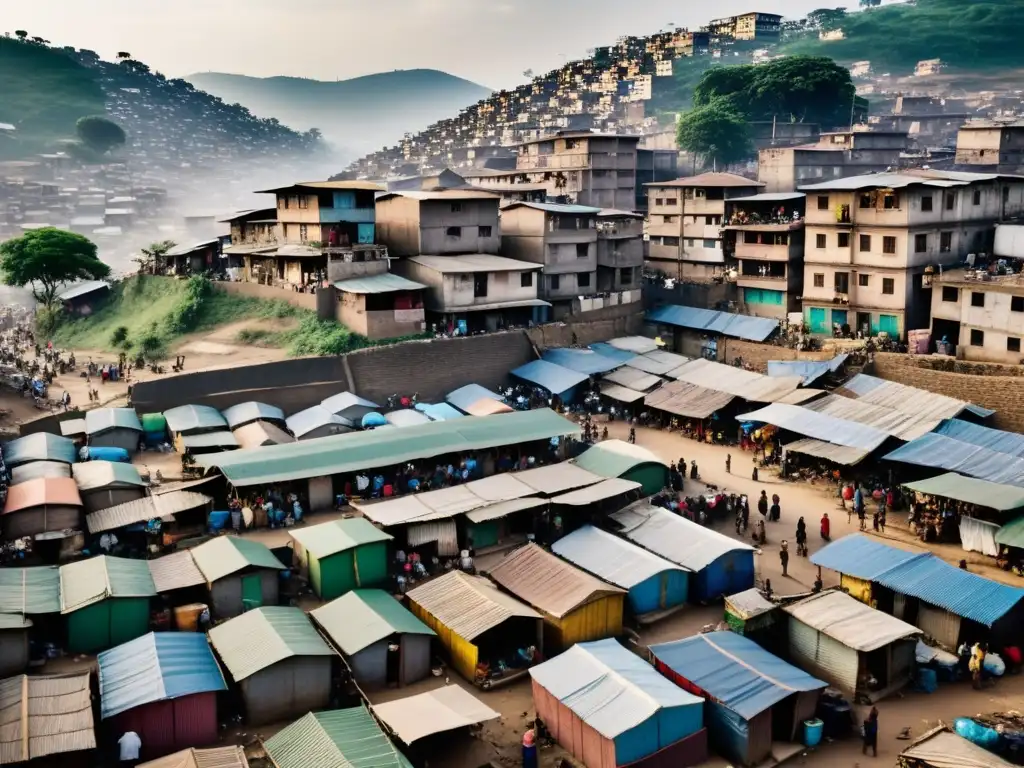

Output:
xmin=118 ymin=731 xmax=142 ymax=767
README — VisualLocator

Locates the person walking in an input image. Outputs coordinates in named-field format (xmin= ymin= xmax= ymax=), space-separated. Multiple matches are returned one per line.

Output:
xmin=725 ymin=453 xmax=731 ymax=474
xmin=796 ymin=517 xmax=807 ymax=556
xmin=862 ymin=707 xmax=879 ymax=757
xmin=628 ymin=426 xmax=636 ymax=444
xmin=780 ymin=540 xmax=789 ymax=577
xmin=757 ymin=490 xmax=768 ymax=519
xmin=854 ymin=485 xmax=866 ymax=530
xmin=752 ymin=456 xmax=759 ymax=482
xmin=770 ymin=492 xmax=781 ymax=523
xmin=741 ymin=497 xmax=750 ymax=532
xmin=821 ymin=512 xmax=831 ymax=541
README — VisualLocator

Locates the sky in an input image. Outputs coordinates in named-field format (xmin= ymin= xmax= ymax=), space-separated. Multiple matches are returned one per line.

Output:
xmin=9 ymin=0 xmax=856 ymax=89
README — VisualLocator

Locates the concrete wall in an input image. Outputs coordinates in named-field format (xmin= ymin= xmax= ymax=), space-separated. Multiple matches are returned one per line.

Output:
xmin=419 ymin=199 xmax=501 ymax=255
xmin=526 ymin=303 xmax=645 ymax=348
xmin=717 ymin=338 xmax=838 ymax=371
xmin=218 ymin=281 xmax=318 ymax=311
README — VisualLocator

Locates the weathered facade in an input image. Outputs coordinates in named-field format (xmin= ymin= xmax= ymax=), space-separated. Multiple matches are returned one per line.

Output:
xmin=758 ymin=132 xmax=909 ymax=194
xmin=375 ymin=190 xmax=502 ymax=257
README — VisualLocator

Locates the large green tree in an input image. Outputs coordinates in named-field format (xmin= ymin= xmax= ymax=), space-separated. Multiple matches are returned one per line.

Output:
xmin=75 ymin=115 xmax=127 ymax=153
xmin=676 ymin=101 xmax=753 ymax=167
xmin=0 ymin=228 xmax=111 ymax=307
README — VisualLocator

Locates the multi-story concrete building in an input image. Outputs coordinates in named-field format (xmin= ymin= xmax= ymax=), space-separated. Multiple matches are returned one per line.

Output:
xmin=708 ymin=12 xmax=782 ymax=41
xmin=798 ymin=171 xmax=1024 ymax=339
xmin=374 ymin=189 xmax=502 ymax=256
xmin=758 ymin=131 xmax=909 ymax=193
xmin=955 ymin=122 xmax=1024 ymax=173
xmin=259 ymin=181 xmax=381 ymax=246
xmin=645 ymin=173 xmax=764 ymax=280
xmin=596 ymin=209 xmax=644 ymax=292
xmin=722 ymin=192 xmax=806 ymax=319
xmin=929 ymin=268 xmax=1024 ymax=364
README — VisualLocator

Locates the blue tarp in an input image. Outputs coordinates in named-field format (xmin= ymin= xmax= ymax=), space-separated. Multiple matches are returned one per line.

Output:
xmin=810 ymin=534 xmax=927 ymax=580
xmin=766 ymin=355 xmax=848 ymax=386
xmin=3 ymin=433 xmax=77 ymax=467
xmin=542 ymin=348 xmax=623 ymax=375
xmin=446 ymin=384 xmax=504 ymax=412
xmin=933 ymin=419 xmax=1024 ymax=458
xmin=652 ymin=632 xmax=826 ymax=719
xmin=588 ymin=343 xmax=640 ymax=366
xmin=647 ymin=305 xmax=779 ymax=342
xmin=415 ymin=402 xmax=466 ymax=421
xmin=511 ymin=359 xmax=590 ymax=397
xmin=884 ymin=433 xmax=1024 ymax=488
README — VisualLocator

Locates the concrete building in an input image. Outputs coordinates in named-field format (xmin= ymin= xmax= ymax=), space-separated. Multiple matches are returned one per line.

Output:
xmin=708 ymin=12 xmax=782 ymax=40
xmin=758 ymin=131 xmax=909 ymax=193
xmin=955 ymin=122 xmax=1024 ymax=173
xmin=646 ymin=173 xmax=764 ymax=280
xmin=798 ymin=171 xmax=1024 ymax=339
xmin=374 ymin=189 xmax=502 ymax=257
xmin=635 ymin=148 xmax=679 ymax=210
xmin=723 ymin=192 xmax=806 ymax=319
xmin=258 ymin=181 xmax=382 ymax=247
xmin=596 ymin=209 xmax=644 ymax=292
xmin=930 ymin=268 xmax=1024 ymax=364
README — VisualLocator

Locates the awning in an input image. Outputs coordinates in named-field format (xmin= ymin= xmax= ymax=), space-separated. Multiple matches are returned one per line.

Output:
xmin=645 ymin=380 xmax=734 ymax=419
xmin=371 ymin=685 xmax=499 ymax=745
xmin=785 ymin=437 xmax=873 ymax=466
xmin=600 ymin=383 xmax=646 ymax=403
xmin=903 ymin=472 xmax=1024 ymax=511
xmin=464 ymin=497 xmax=548 ymax=523
xmin=550 ymin=478 xmax=641 ymax=505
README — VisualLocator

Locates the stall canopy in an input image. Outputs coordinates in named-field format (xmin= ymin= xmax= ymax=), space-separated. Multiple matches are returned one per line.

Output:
xmin=86 ymin=490 xmax=211 ymax=534
xmin=884 ymin=433 xmax=1024 ymax=488
xmin=371 ymin=685 xmax=500 ymax=745
xmin=898 ymin=726 xmax=1016 ymax=768
xmin=552 ymin=525 xmax=689 ymax=588
xmin=3 ymin=477 xmax=82 ymax=515
xmin=739 ymin=403 xmax=890 ymax=453
xmin=810 ymin=534 xmax=926 ymax=581
xmin=0 ymin=672 xmax=96 ymax=763
xmin=147 ymin=550 xmax=206 ymax=593
xmin=190 ymin=536 xmax=286 ymax=583
xmin=0 ymin=565 xmax=61 ymax=614
xmin=782 ymin=591 xmax=919 ymax=651
xmin=311 ymin=589 xmax=434 ymax=657
xmin=647 ymin=305 xmax=779 ymax=342
xmin=573 ymin=440 xmax=666 ymax=481
xmin=286 ymin=406 xmax=352 ymax=439
xmin=163 ymin=405 xmax=227 ymax=434
xmin=415 ymin=402 xmax=465 ymax=421
xmin=602 ymin=366 xmax=662 ymax=392
xmin=802 ymin=393 xmax=938 ymax=442
xmin=85 ymin=408 xmax=143 ymax=435
xmin=600 ymin=383 xmax=647 ymax=403
xmin=671 ymin=359 xmax=803 ymax=404
xmin=549 ymin=478 xmax=640 ymax=505
xmin=139 ymin=747 xmax=249 ymax=768
xmin=651 ymin=632 xmax=826 ymax=719
xmin=511 ymin=360 xmax=590 ymax=397
xmin=599 ymin=336 xmax=659 ymax=356
xmin=320 ymin=392 xmax=380 ymax=420
xmin=445 ymin=383 xmax=504 ymax=413
xmin=406 ymin=570 xmax=540 ymax=641
xmin=996 ymin=517 xmax=1024 ymax=551
xmin=782 ymin=438 xmax=876 ymax=467
xmin=644 ymin=380 xmax=735 ymax=419
xmin=837 ymin=373 xmax=993 ymax=421
xmin=3 ymin=433 xmax=77 ymax=467
xmin=264 ymin=707 xmax=412 ymax=768
xmin=933 ymin=418 xmax=1024 ymax=457
xmin=766 ymin=355 xmax=848 ymax=386
xmin=903 ymin=472 xmax=1024 ymax=511
xmin=542 ymin=348 xmax=623 ymax=375
xmin=221 ymin=402 xmax=285 ymax=430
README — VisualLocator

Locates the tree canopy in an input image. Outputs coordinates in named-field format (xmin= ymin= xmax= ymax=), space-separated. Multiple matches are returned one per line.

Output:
xmin=0 ymin=228 xmax=111 ymax=307
xmin=75 ymin=115 xmax=127 ymax=153
xmin=676 ymin=101 xmax=753 ymax=168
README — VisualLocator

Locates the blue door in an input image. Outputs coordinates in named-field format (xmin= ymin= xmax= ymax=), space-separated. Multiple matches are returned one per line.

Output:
xmin=832 ymin=309 xmax=848 ymax=329
xmin=879 ymin=314 xmax=899 ymax=337
xmin=808 ymin=307 xmax=828 ymax=334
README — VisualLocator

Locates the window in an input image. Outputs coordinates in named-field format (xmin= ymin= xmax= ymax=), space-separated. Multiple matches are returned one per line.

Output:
xmin=859 ymin=234 xmax=871 ymax=252
xmin=973 ymin=189 xmax=982 ymax=206
xmin=817 ymin=195 xmax=829 ymax=211
xmin=883 ymin=236 xmax=897 ymax=254
xmin=940 ymin=231 xmax=952 ymax=253
xmin=838 ymin=233 xmax=850 ymax=248
xmin=298 ymin=224 xmax=308 ymax=242
xmin=702 ymin=239 xmax=717 ymax=249
xmin=945 ymin=192 xmax=956 ymax=211
xmin=577 ymin=272 xmax=591 ymax=288
xmin=1013 ymin=296 xmax=1024 ymax=312
xmin=450 ymin=203 xmax=462 ymax=213
xmin=883 ymin=192 xmax=899 ymax=210
xmin=684 ymin=238 xmax=694 ymax=247
xmin=576 ymin=243 xmax=588 ymax=258
xmin=473 ymin=273 xmax=488 ymax=298
xmin=914 ymin=234 xmax=928 ymax=253
xmin=446 ymin=226 xmax=462 ymax=238
xmin=859 ymin=193 xmax=872 ymax=209
xmin=882 ymin=278 xmax=895 ymax=295
xmin=663 ymin=215 xmax=678 ymax=224
xmin=813 ymin=273 xmax=825 ymax=288
xmin=970 ymin=329 xmax=985 ymax=347
xmin=921 ymin=195 xmax=933 ymax=212
xmin=619 ymin=267 xmax=633 ymax=284
xmin=816 ymin=233 xmax=827 ymax=249
xmin=971 ymin=291 xmax=985 ymax=307
xmin=565 ymin=138 xmax=579 ymax=149
xmin=663 ymin=236 xmax=680 ymax=247
xmin=654 ymin=198 xmax=664 ymax=206
xmin=520 ymin=272 xmax=533 ymax=288
xmin=835 ymin=272 xmax=849 ymax=293
xmin=705 ymin=216 xmax=716 ymax=225
xmin=744 ymin=232 xmax=759 ymax=244
xmin=1010 ymin=338 xmax=1022 ymax=353
xmin=298 ymin=196 xmax=308 ymax=210
xmin=942 ymin=286 xmax=958 ymax=302
xmin=858 ymin=274 xmax=870 ymax=287
xmin=478 ymin=225 xmax=492 ymax=238
xmin=549 ymin=274 xmax=560 ymax=291
xmin=282 ymin=196 xmax=290 ymax=210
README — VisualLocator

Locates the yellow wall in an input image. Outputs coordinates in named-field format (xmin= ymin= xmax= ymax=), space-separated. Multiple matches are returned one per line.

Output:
xmin=409 ymin=600 xmax=479 ymax=682
xmin=548 ymin=594 xmax=625 ymax=651
xmin=841 ymin=574 xmax=873 ymax=605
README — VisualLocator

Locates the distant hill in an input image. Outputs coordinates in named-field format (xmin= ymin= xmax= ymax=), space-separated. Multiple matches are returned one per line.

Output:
xmin=186 ymin=69 xmax=492 ymax=154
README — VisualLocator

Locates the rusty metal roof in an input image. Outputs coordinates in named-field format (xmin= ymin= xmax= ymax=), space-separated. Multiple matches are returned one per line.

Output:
xmin=406 ymin=570 xmax=540 ymax=640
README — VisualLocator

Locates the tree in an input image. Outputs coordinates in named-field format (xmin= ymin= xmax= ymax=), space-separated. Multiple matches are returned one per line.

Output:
xmin=75 ymin=115 xmax=127 ymax=154
xmin=135 ymin=240 xmax=176 ymax=274
xmin=0 ymin=228 xmax=111 ymax=308
xmin=676 ymin=101 xmax=753 ymax=168
xmin=116 ymin=51 xmax=131 ymax=60
xmin=860 ymin=0 xmax=881 ymax=6
xmin=807 ymin=8 xmax=847 ymax=30
xmin=14 ymin=30 xmax=27 ymax=40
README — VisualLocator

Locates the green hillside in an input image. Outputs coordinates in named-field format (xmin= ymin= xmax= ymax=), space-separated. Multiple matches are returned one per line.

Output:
xmin=0 ymin=38 xmax=104 ymax=157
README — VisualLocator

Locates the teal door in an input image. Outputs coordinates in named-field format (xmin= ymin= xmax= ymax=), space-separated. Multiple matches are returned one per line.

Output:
xmin=241 ymin=574 xmax=263 ymax=611
xmin=808 ymin=307 xmax=828 ymax=334
xmin=879 ymin=314 xmax=899 ymax=337
xmin=832 ymin=310 xmax=848 ymax=329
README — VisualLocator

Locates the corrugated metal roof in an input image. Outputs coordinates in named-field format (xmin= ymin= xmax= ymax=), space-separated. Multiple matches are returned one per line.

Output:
xmin=286 ymin=406 xmax=352 ymax=439
xmin=610 ymin=503 xmax=753 ymax=571
xmin=487 ymin=543 xmax=624 ymax=618
xmin=0 ymin=614 xmax=31 ymax=629
xmin=552 ymin=525 xmax=688 ymax=588
xmin=415 ymin=402 xmax=465 ymax=421
xmin=0 ymin=566 xmax=60 ymax=614
xmin=371 ymin=684 xmax=500 ymax=745
xmin=837 ymin=373 xmax=991 ymax=422
xmin=384 ymin=409 xmax=432 ymax=428
xmin=600 ymin=383 xmax=646 ymax=403
xmin=257 ymin=180 xmax=384 ymax=193
xmin=59 ymin=555 xmax=156 ymax=613
xmin=190 ymin=536 xmax=286 ymax=583
xmin=602 ymin=366 xmax=662 ymax=391
xmin=513 ymin=462 xmax=606 ymax=494
xmin=264 ymin=707 xmax=412 ymax=768
xmin=728 ymin=192 xmax=806 ymax=202
xmin=996 ymin=516 xmax=1024 ymax=550
xmin=874 ymin=555 xmax=1024 ymax=628
xmin=59 ymin=280 xmax=110 ymax=301
xmin=290 ymin=518 xmax=392 ymax=560
xmin=550 ymin=478 xmax=641 ymax=505
xmin=670 ymin=359 xmax=803 ymax=403
xmin=505 ymin=201 xmax=601 ymax=214
xmin=59 ymin=420 xmax=87 ymax=438
xmin=232 ymin=421 xmax=295 ymax=449
xmin=85 ymin=407 xmax=142 ymax=435
xmin=651 ymin=632 xmax=824 ymax=719
xmin=884 ymin=433 xmax=1024 ymax=487
xmin=164 ymin=405 xmax=228 ymax=434
xmin=541 ymin=348 xmax=623 ymax=375
xmin=3 ymin=477 xmax=82 ymax=515
xmin=648 ymin=172 xmax=762 ymax=189
xmin=802 ymin=393 xmax=935 ymax=442
xmin=739 ymin=403 xmax=889 ymax=451
xmin=511 ymin=359 xmax=590 ymax=396
xmin=810 ymin=534 xmax=927 ymax=580
xmin=406 ymin=570 xmax=540 ymax=640
xmin=573 ymin=440 xmax=666 ymax=480
xmin=98 ymin=631 xmax=227 ymax=719
xmin=181 ymin=431 xmax=239 ymax=450
xmin=623 ymin=350 xmax=690 ymax=376
xmin=933 ymin=418 xmax=1024 ymax=457
xmin=903 ymin=472 xmax=1024 ymax=511
xmin=408 ymin=253 xmax=541 ymax=273
xmin=445 ymin=384 xmax=503 ymax=412
xmin=148 ymin=550 xmax=206 ymax=593
xmin=10 ymin=461 xmax=71 ymax=484
xmin=799 ymin=173 xmax=969 ymax=192
xmin=644 ymin=379 xmax=735 ymax=419
xmin=139 ymin=746 xmax=250 ymax=768
xmin=2 ymin=433 xmax=77 ymax=467
xmin=529 ymin=639 xmax=702 ymax=739
xmin=333 ymin=273 xmax=426 ymax=294
xmin=72 ymin=460 xmax=146 ymax=491
xmin=86 ymin=490 xmax=211 ymax=533
xmin=606 ymin=336 xmax=660 ymax=355
xmin=208 ymin=606 xmax=335 ymax=681
xmin=724 ymin=589 xmax=776 ymax=620
xmin=766 ymin=355 xmax=847 ymax=386
xmin=312 ymin=589 xmax=435 ymax=655
xmin=463 ymin=497 xmax=548 ymax=523
xmin=784 ymin=437 xmax=873 ymax=465
xmin=198 ymin=408 xmax=579 ymax=487
xmin=221 ymin=402 xmax=285 ymax=430
xmin=899 ymin=727 xmax=1016 ymax=768
xmin=782 ymin=590 xmax=919 ymax=651
xmin=647 ymin=305 xmax=779 ymax=342
xmin=0 ymin=672 xmax=96 ymax=764
xmin=320 ymin=392 xmax=379 ymax=419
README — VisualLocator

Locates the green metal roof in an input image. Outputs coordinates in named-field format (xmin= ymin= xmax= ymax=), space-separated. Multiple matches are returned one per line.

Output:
xmin=289 ymin=518 xmax=392 ymax=560
xmin=84 ymin=407 xmax=143 ymax=435
xmin=0 ymin=566 xmax=61 ymax=614
xmin=312 ymin=589 xmax=434 ymax=655
xmin=996 ymin=516 xmax=1024 ymax=550
xmin=197 ymin=408 xmax=579 ymax=487
xmin=572 ymin=439 xmax=667 ymax=479
xmin=264 ymin=706 xmax=412 ymax=768
xmin=60 ymin=555 xmax=157 ymax=613
xmin=904 ymin=472 xmax=1024 ymax=512
xmin=208 ymin=606 xmax=335 ymax=681
xmin=190 ymin=535 xmax=287 ymax=583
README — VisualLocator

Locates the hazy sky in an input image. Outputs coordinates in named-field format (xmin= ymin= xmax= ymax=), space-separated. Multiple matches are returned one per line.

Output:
xmin=10 ymin=0 xmax=856 ymax=89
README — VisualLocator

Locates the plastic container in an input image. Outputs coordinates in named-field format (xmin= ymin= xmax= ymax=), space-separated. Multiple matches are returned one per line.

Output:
xmin=140 ymin=413 xmax=167 ymax=432
xmin=82 ymin=446 xmax=130 ymax=463
xmin=208 ymin=511 xmax=230 ymax=531
xmin=916 ymin=668 xmax=938 ymax=693
xmin=174 ymin=603 xmax=207 ymax=631
xmin=803 ymin=719 xmax=824 ymax=748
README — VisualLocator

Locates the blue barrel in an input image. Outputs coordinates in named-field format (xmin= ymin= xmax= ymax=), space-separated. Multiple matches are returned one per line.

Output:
xmin=208 ymin=511 xmax=230 ymax=531
xmin=916 ymin=668 xmax=938 ymax=693
xmin=803 ymin=719 xmax=824 ymax=748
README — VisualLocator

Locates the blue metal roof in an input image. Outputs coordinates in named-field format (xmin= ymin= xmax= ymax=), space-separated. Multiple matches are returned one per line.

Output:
xmin=587 ymin=343 xmax=639 ymax=366
xmin=97 ymin=631 xmax=227 ymax=719
xmin=884 ymin=433 xmax=1024 ymax=488
xmin=415 ymin=402 xmax=466 ymax=421
xmin=875 ymin=556 xmax=1024 ymax=628
xmin=738 ymin=403 xmax=889 ymax=451
xmin=766 ymin=355 xmax=848 ymax=386
xmin=810 ymin=534 xmax=928 ymax=580
xmin=446 ymin=383 xmax=504 ymax=412
xmin=511 ymin=360 xmax=590 ymax=396
xmin=222 ymin=401 xmax=286 ymax=430
xmin=542 ymin=348 xmax=623 ymax=375
xmin=647 ymin=305 xmax=779 ymax=342
xmin=651 ymin=632 xmax=826 ymax=719
xmin=3 ymin=433 xmax=77 ymax=467
xmin=933 ymin=419 xmax=1024 ymax=458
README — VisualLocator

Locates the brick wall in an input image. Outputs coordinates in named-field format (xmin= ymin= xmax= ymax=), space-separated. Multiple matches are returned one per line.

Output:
xmin=218 ymin=281 xmax=318 ymax=312
xmin=526 ymin=304 xmax=645 ymax=349
xmin=717 ymin=339 xmax=839 ymax=372
xmin=869 ymin=353 xmax=1024 ymax=433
